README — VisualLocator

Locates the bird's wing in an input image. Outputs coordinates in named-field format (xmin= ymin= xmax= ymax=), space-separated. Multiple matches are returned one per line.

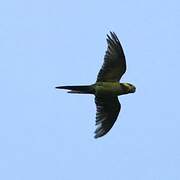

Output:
xmin=96 ymin=32 xmax=126 ymax=82
xmin=94 ymin=96 xmax=121 ymax=138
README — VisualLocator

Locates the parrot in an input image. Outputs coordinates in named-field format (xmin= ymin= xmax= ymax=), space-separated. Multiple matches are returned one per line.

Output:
xmin=56 ymin=32 xmax=136 ymax=138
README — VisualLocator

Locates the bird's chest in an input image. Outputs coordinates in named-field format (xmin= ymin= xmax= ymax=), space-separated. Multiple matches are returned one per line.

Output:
xmin=94 ymin=83 xmax=122 ymax=96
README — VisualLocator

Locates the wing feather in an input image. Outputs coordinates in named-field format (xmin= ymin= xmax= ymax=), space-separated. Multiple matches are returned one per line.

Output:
xmin=94 ymin=96 xmax=120 ymax=138
xmin=96 ymin=32 xmax=126 ymax=82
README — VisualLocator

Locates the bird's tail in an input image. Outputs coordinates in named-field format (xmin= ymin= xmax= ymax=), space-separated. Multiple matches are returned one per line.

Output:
xmin=56 ymin=85 xmax=95 ymax=94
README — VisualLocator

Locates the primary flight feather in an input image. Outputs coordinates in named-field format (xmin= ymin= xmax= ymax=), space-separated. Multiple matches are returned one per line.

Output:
xmin=56 ymin=32 xmax=136 ymax=138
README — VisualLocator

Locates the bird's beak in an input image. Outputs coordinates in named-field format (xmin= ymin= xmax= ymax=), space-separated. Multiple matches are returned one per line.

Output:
xmin=131 ymin=86 xmax=136 ymax=93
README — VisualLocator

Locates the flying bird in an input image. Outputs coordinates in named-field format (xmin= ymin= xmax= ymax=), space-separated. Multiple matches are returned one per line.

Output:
xmin=56 ymin=32 xmax=136 ymax=138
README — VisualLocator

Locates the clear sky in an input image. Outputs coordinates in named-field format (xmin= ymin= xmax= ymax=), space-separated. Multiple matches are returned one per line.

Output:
xmin=0 ymin=0 xmax=180 ymax=179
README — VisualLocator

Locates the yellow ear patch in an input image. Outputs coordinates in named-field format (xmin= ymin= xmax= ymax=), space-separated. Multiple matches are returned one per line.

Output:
xmin=124 ymin=83 xmax=130 ymax=89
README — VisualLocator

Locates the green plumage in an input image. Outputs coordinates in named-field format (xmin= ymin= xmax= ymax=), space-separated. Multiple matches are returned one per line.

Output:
xmin=56 ymin=32 xmax=136 ymax=138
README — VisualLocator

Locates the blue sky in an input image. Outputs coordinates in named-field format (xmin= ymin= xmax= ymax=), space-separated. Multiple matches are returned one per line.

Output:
xmin=0 ymin=0 xmax=180 ymax=179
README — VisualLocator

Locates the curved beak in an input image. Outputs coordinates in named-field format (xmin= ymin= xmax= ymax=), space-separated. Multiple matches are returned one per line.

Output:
xmin=131 ymin=86 xmax=136 ymax=93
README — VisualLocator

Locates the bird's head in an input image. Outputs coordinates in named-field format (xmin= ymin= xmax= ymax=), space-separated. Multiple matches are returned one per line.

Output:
xmin=124 ymin=83 xmax=136 ymax=93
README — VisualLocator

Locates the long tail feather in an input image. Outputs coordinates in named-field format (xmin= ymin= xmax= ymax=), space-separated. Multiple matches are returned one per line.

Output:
xmin=56 ymin=85 xmax=94 ymax=94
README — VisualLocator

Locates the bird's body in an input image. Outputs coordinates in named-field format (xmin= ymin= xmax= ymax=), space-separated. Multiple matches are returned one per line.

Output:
xmin=56 ymin=32 xmax=136 ymax=138
xmin=94 ymin=82 xmax=134 ymax=96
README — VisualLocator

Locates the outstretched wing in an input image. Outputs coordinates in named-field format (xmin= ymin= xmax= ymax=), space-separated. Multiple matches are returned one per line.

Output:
xmin=96 ymin=32 xmax=126 ymax=82
xmin=94 ymin=96 xmax=121 ymax=138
